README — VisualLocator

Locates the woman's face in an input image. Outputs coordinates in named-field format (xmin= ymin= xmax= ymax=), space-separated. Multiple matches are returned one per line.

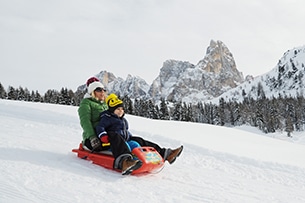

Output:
xmin=94 ymin=88 xmax=106 ymax=101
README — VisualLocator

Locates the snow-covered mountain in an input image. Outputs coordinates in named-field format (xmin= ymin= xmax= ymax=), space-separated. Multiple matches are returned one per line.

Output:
xmin=78 ymin=41 xmax=305 ymax=105
xmin=211 ymin=45 xmax=305 ymax=104
xmin=78 ymin=40 xmax=245 ymax=103
xmin=103 ymin=73 xmax=150 ymax=99
xmin=77 ymin=71 xmax=151 ymax=99
xmin=2 ymin=99 xmax=305 ymax=202
xmin=149 ymin=40 xmax=244 ymax=103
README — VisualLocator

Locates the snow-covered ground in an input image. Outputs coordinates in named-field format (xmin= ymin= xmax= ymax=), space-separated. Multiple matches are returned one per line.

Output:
xmin=1 ymin=99 xmax=305 ymax=203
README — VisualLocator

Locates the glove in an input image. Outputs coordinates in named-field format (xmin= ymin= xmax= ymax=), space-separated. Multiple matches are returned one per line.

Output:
xmin=98 ymin=131 xmax=109 ymax=143
xmin=100 ymin=135 xmax=109 ymax=143
xmin=90 ymin=136 xmax=101 ymax=151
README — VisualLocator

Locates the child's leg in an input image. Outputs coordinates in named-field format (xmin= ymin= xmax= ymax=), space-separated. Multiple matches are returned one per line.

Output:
xmin=127 ymin=140 xmax=141 ymax=151
xmin=130 ymin=136 xmax=168 ymax=156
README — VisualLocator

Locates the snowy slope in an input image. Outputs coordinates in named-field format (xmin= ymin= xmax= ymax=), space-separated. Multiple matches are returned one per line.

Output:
xmin=1 ymin=99 xmax=305 ymax=203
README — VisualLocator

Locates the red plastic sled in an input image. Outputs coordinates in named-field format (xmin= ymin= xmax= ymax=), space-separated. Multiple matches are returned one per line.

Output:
xmin=72 ymin=143 xmax=165 ymax=175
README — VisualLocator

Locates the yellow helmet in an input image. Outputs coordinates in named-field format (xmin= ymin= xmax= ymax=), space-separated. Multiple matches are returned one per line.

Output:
xmin=106 ymin=93 xmax=123 ymax=111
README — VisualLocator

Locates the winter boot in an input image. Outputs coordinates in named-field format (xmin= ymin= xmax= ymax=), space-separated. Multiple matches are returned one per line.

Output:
xmin=164 ymin=145 xmax=183 ymax=164
xmin=121 ymin=158 xmax=143 ymax=175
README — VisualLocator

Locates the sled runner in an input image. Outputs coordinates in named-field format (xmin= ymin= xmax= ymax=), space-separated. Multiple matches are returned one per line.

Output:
xmin=72 ymin=143 xmax=165 ymax=175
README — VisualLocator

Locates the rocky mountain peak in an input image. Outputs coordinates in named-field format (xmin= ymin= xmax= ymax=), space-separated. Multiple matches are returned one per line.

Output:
xmin=211 ymin=45 xmax=305 ymax=104
xmin=78 ymin=40 xmax=245 ymax=104
xmin=148 ymin=40 xmax=244 ymax=103
xmin=95 ymin=71 xmax=117 ymax=85
xmin=197 ymin=40 xmax=242 ymax=79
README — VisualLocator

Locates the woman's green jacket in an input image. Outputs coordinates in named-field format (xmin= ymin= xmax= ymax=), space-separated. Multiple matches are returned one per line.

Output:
xmin=78 ymin=97 xmax=108 ymax=141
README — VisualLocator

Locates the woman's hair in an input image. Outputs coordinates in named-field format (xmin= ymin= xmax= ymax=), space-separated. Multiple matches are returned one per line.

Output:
xmin=91 ymin=91 xmax=97 ymax=99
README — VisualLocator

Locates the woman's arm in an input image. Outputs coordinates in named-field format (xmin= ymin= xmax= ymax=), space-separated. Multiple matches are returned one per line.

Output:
xmin=78 ymin=100 xmax=96 ymax=140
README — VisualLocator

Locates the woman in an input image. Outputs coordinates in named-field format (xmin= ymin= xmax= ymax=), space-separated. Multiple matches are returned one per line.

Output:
xmin=78 ymin=77 xmax=108 ymax=151
xmin=78 ymin=77 xmax=142 ymax=175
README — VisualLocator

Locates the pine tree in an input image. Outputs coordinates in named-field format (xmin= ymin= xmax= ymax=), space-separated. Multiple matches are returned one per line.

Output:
xmin=257 ymin=82 xmax=266 ymax=100
xmin=17 ymin=86 xmax=25 ymax=101
xmin=24 ymin=88 xmax=31 ymax=101
xmin=7 ymin=86 xmax=16 ymax=100
xmin=44 ymin=89 xmax=59 ymax=104
xmin=181 ymin=102 xmax=188 ymax=121
xmin=255 ymin=98 xmax=266 ymax=132
xmin=140 ymin=100 xmax=149 ymax=117
xmin=122 ymin=95 xmax=133 ymax=114
xmin=204 ymin=102 xmax=216 ymax=125
xmin=172 ymin=101 xmax=182 ymax=121
xmin=68 ymin=89 xmax=76 ymax=106
xmin=186 ymin=103 xmax=194 ymax=122
xmin=31 ymin=90 xmax=42 ymax=102
xmin=218 ymin=98 xmax=225 ymax=126
xmin=147 ymin=100 xmax=158 ymax=119
xmin=229 ymin=101 xmax=241 ymax=126
xmin=285 ymin=115 xmax=294 ymax=137
xmin=73 ymin=89 xmax=85 ymax=106
xmin=133 ymin=98 xmax=141 ymax=116
xmin=159 ymin=98 xmax=169 ymax=120
xmin=0 ymin=83 xmax=7 ymax=99
xmin=59 ymin=88 xmax=70 ymax=105
xmin=196 ymin=102 xmax=205 ymax=123
xmin=154 ymin=105 xmax=160 ymax=119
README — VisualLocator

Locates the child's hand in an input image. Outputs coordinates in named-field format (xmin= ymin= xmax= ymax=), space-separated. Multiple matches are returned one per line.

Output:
xmin=100 ymin=135 xmax=109 ymax=143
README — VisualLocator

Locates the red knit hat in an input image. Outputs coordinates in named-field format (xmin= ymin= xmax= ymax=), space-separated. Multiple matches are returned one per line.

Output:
xmin=86 ymin=77 xmax=99 ymax=87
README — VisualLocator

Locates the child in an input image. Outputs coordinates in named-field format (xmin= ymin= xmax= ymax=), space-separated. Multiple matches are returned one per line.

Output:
xmin=96 ymin=93 xmax=183 ymax=175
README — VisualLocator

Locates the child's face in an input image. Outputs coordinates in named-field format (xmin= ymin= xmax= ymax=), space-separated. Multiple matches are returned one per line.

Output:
xmin=114 ymin=107 xmax=124 ymax=117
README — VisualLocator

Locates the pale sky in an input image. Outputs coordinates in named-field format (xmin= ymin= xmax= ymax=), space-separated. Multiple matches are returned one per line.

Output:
xmin=1 ymin=0 xmax=304 ymax=93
